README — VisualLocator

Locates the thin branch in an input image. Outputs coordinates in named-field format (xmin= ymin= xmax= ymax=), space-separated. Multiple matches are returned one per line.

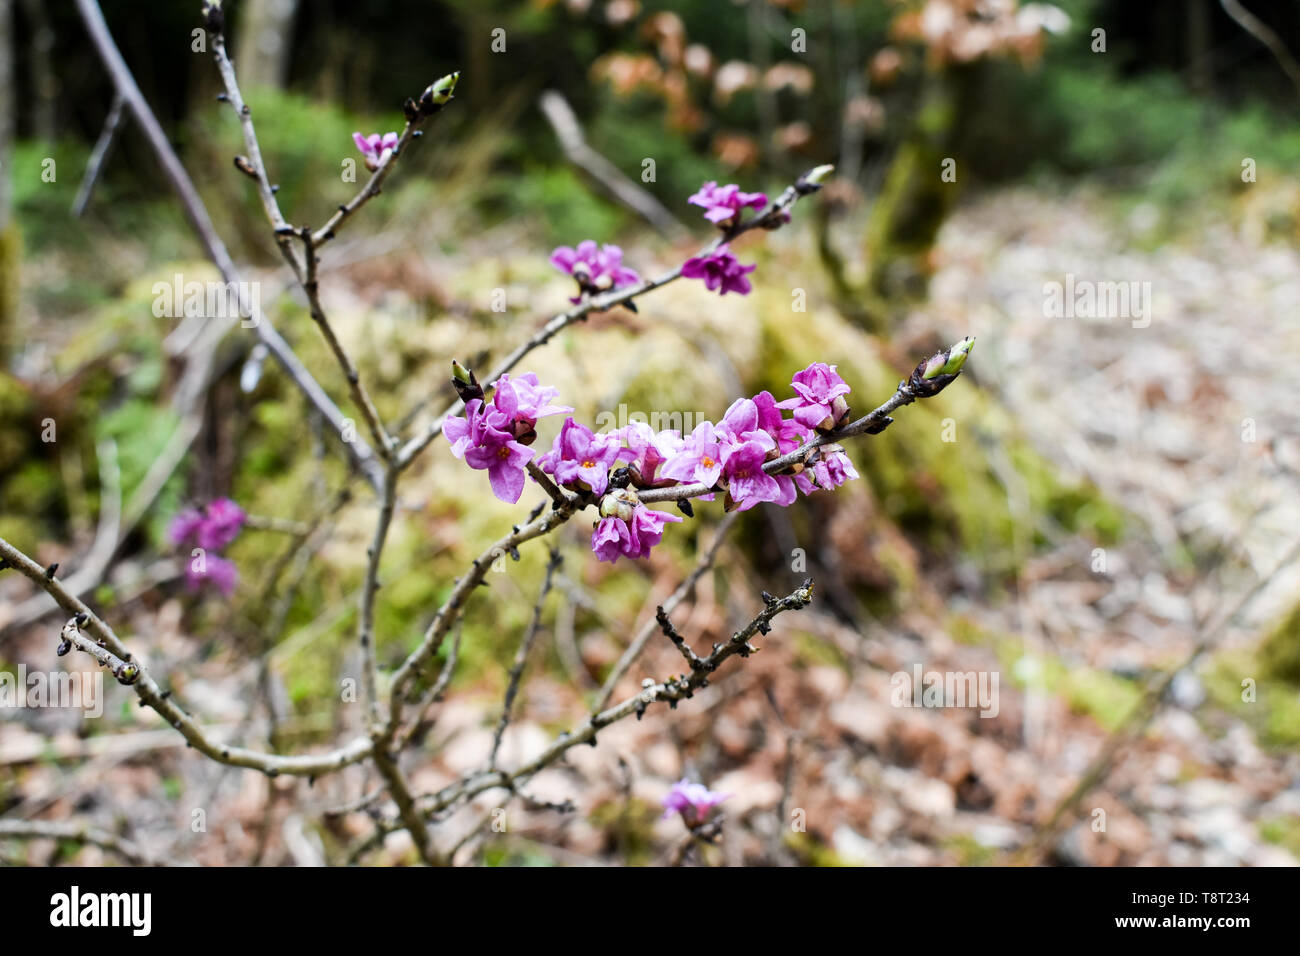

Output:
xmin=383 ymin=500 xmax=573 ymax=740
xmin=310 ymin=74 xmax=458 ymax=248
xmin=0 ymin=819 xmax=167 ymax=867
xmin=489 ymin=548 xmax=562 ymax=768
xmin=597 ymin=513 xmax=737 ymax=709
xmin=412 ymin=581 xmax=815 ymax=824
xmin=371 ymin=746 xmax=441 ymax=865
xmin=71 ymin=91 xmax=126 ymax=217
xmin=208 ymin=27 xmax=395 ymax=457
xmin=394 ymin=173 xmax=826 ymax=470
xmin=209 ymin=27 xmax=299 ymax=267
xmin=394 ymin=619 xmax=464 ymax=751
xmin=0 ymin=536 xmax=372 ymax=777
xmin=297 ymin=229 xmax=395 ymax=455
xmin=538 ymin=89 xmax=688 ymax=240
xmin=359 ymin=466 xmax=397 ymax=727
xmin=1220 ymin=0 xmax=1300 ymax=100
xmin=72 ymin=0 xmax=384 ymax=490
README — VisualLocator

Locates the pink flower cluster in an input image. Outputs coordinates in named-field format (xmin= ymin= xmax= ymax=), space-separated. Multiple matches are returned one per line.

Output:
xmin=550 ymin=241 xmax=641 ymax=303
xmin=444 ymin=363 xmax=861 ymax=564
xmin=688 ymin=181 xmax=768 ymax=225
xmin=444 ymin=373 xmax=572 ymax=503
xmin=169 ymin=498 xmax=247 ymax=595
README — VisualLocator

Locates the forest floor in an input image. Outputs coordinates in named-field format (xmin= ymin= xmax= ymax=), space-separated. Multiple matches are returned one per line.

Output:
xmin=2 ymin=184 xmax=1299 ymax=866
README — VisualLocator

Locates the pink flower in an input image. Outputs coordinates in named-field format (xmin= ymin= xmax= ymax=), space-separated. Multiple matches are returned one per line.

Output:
xmin=539 ymin=418 xmax=624 ymax=497
xmin=353 ymin=131 xmax=399 ymax=171
xmin=752 ymin=390 xmax=810 ymax=453
xmin=811 ymin=448 xmax=859 ymax=491
xmin=490 ymin=372 xmax=572 ymax=440
xmin=590 ymin=504 xmax=682 ymax=563
xmin=591 ymin=515 xmax=635 ymax=563
xmin=617 ymin=422 xmax=683 ymax=487
xmin=780 ymin=362 xmax=851 ymax=430
xmin=627 ymin=504 xmax=682 ymax=559
xmin=171 ymin=501 xmax=245 ymax=597
xmin=550 ymin=241 xmax=641 ymax=302
xmin=720 ymin=440 xmax=783 ymax=511
xmin=444 ymin=399 xmax=535 ymax=504
xmin=168 ymin=508 xmax=204 ymax=547
xmin=169 ymin=498 xmax=246 ymax=553
xmin=687 ymin=181 xmax=767 ymax=225
xmin=715 ymin=397 xmax=777 ymax=453
xmin=444 ymin=372 xmax=569 ymax=503
xmin=184 ymin=554 xmax=238 ymax=596
xmin=662 ymin=778 xmax=729 ymax=826
xmin=196 ymin=498 xmax=246 ymax=551
xmin=659 ymin=421 xmax=724 ymax=487
xmin=681 ymin=244 xmax=756 ymax=296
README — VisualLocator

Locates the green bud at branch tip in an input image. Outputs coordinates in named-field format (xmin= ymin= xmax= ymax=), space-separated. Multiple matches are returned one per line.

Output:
xmin=805 ymin=164 xmax=834 ymax=186
xmin=428 ymin=71 xmax=460 ymax=105
xmin=939 ymin=335 xmax=974 ymax=376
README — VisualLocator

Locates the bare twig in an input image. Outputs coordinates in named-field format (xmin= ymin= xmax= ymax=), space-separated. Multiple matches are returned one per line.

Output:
xmin=394 ymin=173 xmax=827 ymax=470
xmin=0 ymin=819 xmax=168 ymax=867
xmin=1220 ymin=0 xmax=1300 ymax=99
xmin=0 ymin=537 xmax=373 ymax=777
xmin=71 ymin=92 xmax=126 ymax=217
xmin=414 ymin=581 xmax=815 ymax=822
xmin=73 ymin=0 xmax=384 ymax=490
xmin=539 ymin=90 xmax=688 ymax=239
xmin=489 ymin=548 xmax=562 ymax=768
xmin=597 ymin=513 xmax=737 ymax=709
xmin=1015 ymin=535 xmax=1300 ymax=864
xmin=359 ymin=467 xmax=398 ymax=727
xmin=371 ymin=746 xmax=441 ymax=865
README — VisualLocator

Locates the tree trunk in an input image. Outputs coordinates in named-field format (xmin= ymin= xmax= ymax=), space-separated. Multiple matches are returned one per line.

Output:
xmin=19 ymin=0 xmax=55 ymax=142
xmin=234 ymin=0 xmax=299 ymax=91
xmin=0 ymin=0 xmax=20 ymax=361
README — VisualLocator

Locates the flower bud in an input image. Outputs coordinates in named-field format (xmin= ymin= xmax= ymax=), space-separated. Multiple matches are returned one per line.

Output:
xmin=599 ymin=487 xmax=639 ymax=522
xmin=419 ymin=71 xmax=460 ymax=115
xmin=910 ymin=336 xmax=975 ymax=396
xmin=923 ymin=335 xmax=974 ymax=379
xmin=450 ymin=360 xmax=484 ymax=404
xmin=795 ymin=164 xmax=835 ymax=195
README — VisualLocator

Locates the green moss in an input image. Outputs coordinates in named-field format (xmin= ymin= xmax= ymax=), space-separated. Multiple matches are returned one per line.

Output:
xmin=0 ymin=220 xmax=20 ymax=361
xmin=999 ymin=643 xmax=1142 ymax=732
xmin=783 ymin=830 xmax=856 ymax=867
xmin=864 ymin=71 xmax=961 ymax=310
xmin=1258 ymin=600 xmax=1300 ymax=686
xmin=755 ymin=310 xmax=1125 ymax=585
xmin=944 ymin=833 xmax=997 ymax=866
xmin=1259 ymin=817 xmax=1300 ymax=859
xmin=1201 ymin=650 xmax=1300 ymax=749
xmin=792 ymin=631 xmax=850 ymax=672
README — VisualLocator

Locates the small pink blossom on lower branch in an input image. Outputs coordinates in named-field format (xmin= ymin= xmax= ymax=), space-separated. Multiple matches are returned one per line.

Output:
xmin=662 ymin=778 xmax=730 ymax=827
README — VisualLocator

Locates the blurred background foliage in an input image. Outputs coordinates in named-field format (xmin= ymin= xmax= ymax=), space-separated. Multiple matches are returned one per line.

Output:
xmin=4 ymin=0 xmax=1300 ymax=708
xmin=3 ymin=0 xmax=1300 ymax=866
